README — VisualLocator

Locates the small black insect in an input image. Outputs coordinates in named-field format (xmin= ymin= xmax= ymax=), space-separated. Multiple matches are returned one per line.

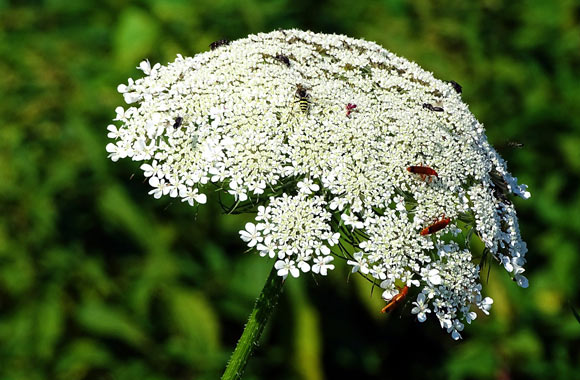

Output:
xmin=448 ymin=80 xmax=462 ymax=94
xmin=507 ymin=141 xmax=524 ymax=149
xmin=173 ymin=116 xmax=183 ymax=129
xmin=423 ymin=103 xmax=444 ymax=112
xmin=209 ymin=39 xmax=230 ymax=50
xmin=493 ymin=187 xmax=512 ymax=205
xmin=275 ymin=54 xmax=291 ymax=67
xmin=489 ymin=169 xmax=512 ymax=205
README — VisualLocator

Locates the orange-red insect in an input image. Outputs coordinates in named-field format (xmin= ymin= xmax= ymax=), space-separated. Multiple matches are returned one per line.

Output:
xmin=420 ymin=215 xmax=451 ymax=235
xmin=380 ymin=285 xmax=409 ymax=313
xmin=407 ymin=165 xmax=438 ymax=182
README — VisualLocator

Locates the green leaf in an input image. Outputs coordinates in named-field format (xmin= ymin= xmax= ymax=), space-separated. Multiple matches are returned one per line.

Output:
xmin=446 ymin=342 xmax=497 ymax=380
xmin=98 ymin=184 xmax=167 ymax=252
xmin=55 ymin=339 xmax=112 ymax=380
xmin=35 ymin=287 xmax=64 ymax=360
xmin=291 ymin=290 xmax=322 ymax=380
xmin=571 ymin=303 xmax=580 ymax=324
xmin=0 ymin=252 xmax=34 ymax=295
xmin=164 ymin=286 xmax=220 ymax=361
xmin=113 ymin=7 xmax=160 ymax=68
xmin=76 ymin=301 xmax=149 ymax=349
xmin=559 ymin=135 xmax=580 ymax=174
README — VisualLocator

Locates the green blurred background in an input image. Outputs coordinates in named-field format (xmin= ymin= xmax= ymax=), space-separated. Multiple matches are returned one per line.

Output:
xmin=1 ymin=0 xmax=580 ymax=379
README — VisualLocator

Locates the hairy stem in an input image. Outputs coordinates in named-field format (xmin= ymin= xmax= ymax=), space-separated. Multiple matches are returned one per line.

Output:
xmin=221 ymin=264 xmax=284 ymax=380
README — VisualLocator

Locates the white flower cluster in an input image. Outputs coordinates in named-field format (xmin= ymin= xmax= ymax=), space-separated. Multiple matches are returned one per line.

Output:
xmin=106 ymin=29 xmax=530 ymax=339
xmin=240 ymin=194 xmax=339 ymax=277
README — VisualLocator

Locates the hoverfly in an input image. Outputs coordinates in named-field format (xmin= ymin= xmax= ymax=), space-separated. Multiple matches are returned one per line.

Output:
xmin=295 ymin=84 xmax=311 ymax=114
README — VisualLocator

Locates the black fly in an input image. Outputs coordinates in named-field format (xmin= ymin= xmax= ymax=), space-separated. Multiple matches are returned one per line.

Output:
xmin=275 ymin=54 xmax=291 ymax=67
xmin=448 ymin=80 xmax=462 ymax=94
xmin=423 ymin=103 xmax=444 ymax=112
xmin=210 ymin=39 xmax=230 ymax=50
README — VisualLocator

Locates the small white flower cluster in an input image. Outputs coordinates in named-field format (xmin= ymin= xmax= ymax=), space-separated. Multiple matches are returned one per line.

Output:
xmin=240 ymin=194 xmax=339 ymax=277
xmin=107 ymin=29 xmax=530 ymax=339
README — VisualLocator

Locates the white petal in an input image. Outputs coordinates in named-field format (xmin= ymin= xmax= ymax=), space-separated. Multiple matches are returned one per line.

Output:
xmin=451 ymin=330 xmax=462 ymax=340
xmin=244 ymin=222 xmax=256 ymax=234
xmin=515 ymin=275 xmax=529 ymax=288
xmin=290 ymin=267 xmax=300 ymax=278
xmin=428 ymin=269 xmax=442 ymax=285
xmin=148 ymin=176 xmax=160 ymax=187
xmin=105 ymin=143 xmax=118 ymax=153
xmin=195 ymin=193 xmax=207 ymax=204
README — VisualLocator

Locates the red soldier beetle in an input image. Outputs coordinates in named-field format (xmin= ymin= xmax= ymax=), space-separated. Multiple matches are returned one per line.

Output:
xmin=407 ymin=165 xmax=438 ymax=182
xmin=381 ymin=285 xmax=409 ymax=313
xmin=420 ymin=215 xmax=451 ymax=236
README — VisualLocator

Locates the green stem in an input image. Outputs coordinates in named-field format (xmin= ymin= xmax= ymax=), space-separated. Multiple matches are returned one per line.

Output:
xmin=221 ymin=264 xmax=284 ymax=380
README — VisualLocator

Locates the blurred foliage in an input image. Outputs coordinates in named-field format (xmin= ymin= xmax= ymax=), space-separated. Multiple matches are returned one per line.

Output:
xmin=1 ymin=0 xmax=579 ymax=379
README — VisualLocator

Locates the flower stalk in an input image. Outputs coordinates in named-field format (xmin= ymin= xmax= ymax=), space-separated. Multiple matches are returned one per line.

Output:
xmin=221 ymin=264 xmax=284 ymax=380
